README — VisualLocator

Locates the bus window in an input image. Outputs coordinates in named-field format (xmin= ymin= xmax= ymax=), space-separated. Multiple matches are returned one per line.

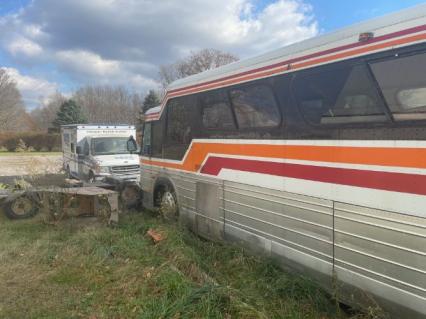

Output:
xmin=151 ymin=121 xmax=163 ymax=158
xmin=293 ymin=64 xmax=386 ymax=125
xmin=142 ymin=122 xmax=151 ymax=156
xmin=199 ymin=90 xmax=235 ymax=130
xmin=370 ymin=52 xmax=426 ymax=120
xmin=229 ymin=84 xmax=280 ymax=128
xmin=166 ymin=97 xmax=193 ymax=145
xmin=165 ymin=96 xmax=195 ymax=160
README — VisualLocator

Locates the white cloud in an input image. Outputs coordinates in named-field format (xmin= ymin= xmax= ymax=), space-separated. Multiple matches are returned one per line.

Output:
xmin=55 ymin=49 xmax=158 ymax=90
xmin=7 ymin=36 xmax=43 ymax=57
xmin=2 ymin=67 xmax=58 ymax=109
xmin=0 ymin=0 xmax=318 ymax=103
xmin=55 ymin=50 xmax=121 ymax=77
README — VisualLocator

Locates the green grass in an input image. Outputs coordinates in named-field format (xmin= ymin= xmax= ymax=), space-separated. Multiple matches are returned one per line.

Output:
xmin=0 ymin=211 xmax=368 ymax=319
xmin=0 ymin=151 xmax=61 ymax=156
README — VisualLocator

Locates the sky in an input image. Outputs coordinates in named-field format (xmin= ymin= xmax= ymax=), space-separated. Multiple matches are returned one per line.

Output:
xmin=0 ymin=0 xmax=425 ymax=110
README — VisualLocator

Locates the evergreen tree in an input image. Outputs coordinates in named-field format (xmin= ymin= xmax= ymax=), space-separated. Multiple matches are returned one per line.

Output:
xmin=142 ymin=90 xmax=160 ymax=113
xmin=53 ymin=99 xmax=87 ymax=128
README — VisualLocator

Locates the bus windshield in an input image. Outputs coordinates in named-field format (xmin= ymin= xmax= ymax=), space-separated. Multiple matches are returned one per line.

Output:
xmin=91 ymin=137 xmax=132 ymax=155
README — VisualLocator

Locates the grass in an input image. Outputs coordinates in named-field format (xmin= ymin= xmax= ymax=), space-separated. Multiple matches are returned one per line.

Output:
xmin=0 ymin=151 xmax=61 ymax=156
xmin=0 ymin=210 xmax=369 ymax=319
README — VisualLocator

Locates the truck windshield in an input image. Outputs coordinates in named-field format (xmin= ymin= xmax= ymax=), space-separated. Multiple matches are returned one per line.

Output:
xmin=91 ymin=137 xmax=132 ymax=155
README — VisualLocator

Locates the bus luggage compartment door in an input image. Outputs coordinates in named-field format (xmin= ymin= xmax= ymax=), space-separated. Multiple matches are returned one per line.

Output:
xmin=195 ymin=182 xmax=224 ymax=241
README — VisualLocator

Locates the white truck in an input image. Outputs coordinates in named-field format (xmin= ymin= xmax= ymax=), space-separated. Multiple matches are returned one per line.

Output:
xmin=61 ymin=124 xmax=140 ymax=183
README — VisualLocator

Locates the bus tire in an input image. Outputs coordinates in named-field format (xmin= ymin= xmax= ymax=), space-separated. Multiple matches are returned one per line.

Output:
xmin=158 ymin=185 xmax=178 ymax=221
xmin=3 ymin=194 xmax=39 ymax=220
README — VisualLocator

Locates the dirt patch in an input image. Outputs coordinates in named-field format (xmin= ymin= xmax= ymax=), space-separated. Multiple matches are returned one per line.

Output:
xmin=0 ymin=155 xmax=62 ymax=177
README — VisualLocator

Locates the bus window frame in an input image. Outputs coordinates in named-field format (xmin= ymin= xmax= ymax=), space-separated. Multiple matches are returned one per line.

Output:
xmin=226 ymin=79 xmax=283 ymax=131
xmin=290 ymin=58 xmax=392 ymax=128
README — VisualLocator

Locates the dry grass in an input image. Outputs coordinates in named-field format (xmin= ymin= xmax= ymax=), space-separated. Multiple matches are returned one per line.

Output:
xmin=0 ymin=211 xmax=371 ymax=319
xmin=0 ymin=152 xmax=61 ymax=156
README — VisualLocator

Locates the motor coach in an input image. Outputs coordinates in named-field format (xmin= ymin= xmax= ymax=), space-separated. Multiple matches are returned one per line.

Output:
xmin=138 ymin=5 xmax=426 ymax=318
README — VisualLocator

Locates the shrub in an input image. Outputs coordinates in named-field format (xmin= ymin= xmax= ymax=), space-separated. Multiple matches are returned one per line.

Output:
xmin=15 ymin=139 xmax=28 ymax=152
xmin=0 ymin=132 xmax=61 ymax=152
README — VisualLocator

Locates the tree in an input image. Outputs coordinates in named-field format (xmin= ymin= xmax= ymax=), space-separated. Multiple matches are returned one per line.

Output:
xmin=142 ymin=90 xmax=160 ymax=113
xmin=0 ymin=68 xmax=26 ymax=131
xmin=53 ymin=99 xmax=87 ymax=129
xmin=158 ymin=48 xmax=239 ymax=89
xmin=72 ymin=85 xmax=142 ymax=124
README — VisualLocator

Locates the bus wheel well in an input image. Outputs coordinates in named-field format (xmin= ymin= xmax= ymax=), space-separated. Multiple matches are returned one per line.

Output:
xmin=153 ymin=178 xmax=176 ymax=207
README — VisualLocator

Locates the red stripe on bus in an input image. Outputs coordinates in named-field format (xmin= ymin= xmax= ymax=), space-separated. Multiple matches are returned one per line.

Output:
xmin=200 ymin=156 xmax=426 ymax=195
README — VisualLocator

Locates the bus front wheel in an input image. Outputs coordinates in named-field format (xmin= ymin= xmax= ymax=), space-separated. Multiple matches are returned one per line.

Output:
xmin=159 ymin=187 xmax=178 ymax=220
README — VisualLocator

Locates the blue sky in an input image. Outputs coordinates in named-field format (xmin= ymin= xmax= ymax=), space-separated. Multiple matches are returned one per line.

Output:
xmin=0 ymin=0 xmax=425 ymax=109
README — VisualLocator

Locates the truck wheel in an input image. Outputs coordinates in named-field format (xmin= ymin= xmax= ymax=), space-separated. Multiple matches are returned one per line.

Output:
xmin=159 ymin=187 xmax=178 ymax=220
xmin=66 ymin=166 xmax=73 ymax=179
xmin=87 ymin=171 xmax=95 ymax=183
xmin=120 ymin=184 xmax=142 ymax=209
xmin=3 ymin=194 xmax=39 ymax=220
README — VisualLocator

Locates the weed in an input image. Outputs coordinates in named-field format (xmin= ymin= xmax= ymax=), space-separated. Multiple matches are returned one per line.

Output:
xmin=0 ymin=212 xmax=367 ymax=319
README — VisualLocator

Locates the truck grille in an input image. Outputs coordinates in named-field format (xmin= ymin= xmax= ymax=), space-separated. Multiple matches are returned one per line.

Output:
xmin=111 ymin=165 xmax=140 ymax=177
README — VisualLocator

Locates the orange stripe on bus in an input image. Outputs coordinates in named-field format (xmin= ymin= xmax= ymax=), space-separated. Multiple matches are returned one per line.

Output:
xmin=141 ymin=143 xmax=426 ymax=172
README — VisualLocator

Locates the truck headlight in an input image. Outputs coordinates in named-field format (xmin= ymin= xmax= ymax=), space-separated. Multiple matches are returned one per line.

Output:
xmin=99 ymin=166 xmax=110 ymax=173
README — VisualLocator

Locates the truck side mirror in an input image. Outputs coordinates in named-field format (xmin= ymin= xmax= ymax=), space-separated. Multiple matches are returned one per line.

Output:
xmin=76 ymin=146 xmax=82 ymax=155
xmin=127 ymin=136 xmax=138 ymax=154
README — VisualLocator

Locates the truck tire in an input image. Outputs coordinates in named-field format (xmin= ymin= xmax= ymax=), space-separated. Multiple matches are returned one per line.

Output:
xmin=120 ymin=184 xmax=142 ymax=209
xmin=66 ymin=165 xmax=73 ymax=179
xmin=87 ymin=171 xmax=95 ymax=183
xmin=3 ymin=194 xmax=39 ymax=220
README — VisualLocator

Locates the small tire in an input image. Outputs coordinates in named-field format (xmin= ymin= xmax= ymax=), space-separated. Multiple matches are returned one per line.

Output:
xmin=66 ymin=166 xmax=73 ymax=179
xmin=3 ymin=194 xmax=39 ymax=220
xmin=159 ymin=187 xmax=178 ymax=221
xmin=120 ymin=184 xmax=142 ymax=209
xmin=87 ymin=171 xmax=95 ymax=183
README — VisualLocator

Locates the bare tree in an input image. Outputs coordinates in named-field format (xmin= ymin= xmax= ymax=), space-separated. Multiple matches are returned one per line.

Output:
xmin=159 ymin=48 xmax=239 ymax=89
xmin=73 ymin=85 xmax=142 ymax=124
xmin=0 ymin=68 xmax=26 ymax=131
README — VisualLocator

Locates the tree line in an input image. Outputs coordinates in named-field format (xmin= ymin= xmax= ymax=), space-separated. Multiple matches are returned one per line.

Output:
xmin=1 ymin=49 xmax=238 ymax=132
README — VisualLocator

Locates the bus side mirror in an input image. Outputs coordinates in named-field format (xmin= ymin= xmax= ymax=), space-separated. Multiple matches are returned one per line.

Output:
xmin=127 ymin=136 xmax=138 ymax=154
xmin=76 ymin=146 xmax=82 ymax=155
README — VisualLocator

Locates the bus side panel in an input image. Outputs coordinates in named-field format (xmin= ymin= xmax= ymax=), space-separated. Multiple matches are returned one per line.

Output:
xmin=334 ymin=203 xmax=426 ymax=318
xmin=222 ymin=180 xmax=334 ymax=290
xmin=171 ymin=170 xmax=225 ymax=241
xmin=141 ymin=163 xmax=156 ymax=209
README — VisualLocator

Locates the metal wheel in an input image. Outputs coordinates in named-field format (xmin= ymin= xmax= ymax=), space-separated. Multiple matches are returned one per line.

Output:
xmin=87 ymin=171 xmax=95 ymax=183
xmin=66 ymin=166 xmax=73 ymax=179
xmin=159 ymin=190 xmax=178 ymax=220
xmin=3 ymin=195 xmax=39 ymax=220
xmin=120 ymin=184 xmax=142 ymax=209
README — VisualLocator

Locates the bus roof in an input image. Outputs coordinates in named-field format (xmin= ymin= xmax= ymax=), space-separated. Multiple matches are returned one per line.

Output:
xmin=146 ymin=3 xmax=426 ymax=121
